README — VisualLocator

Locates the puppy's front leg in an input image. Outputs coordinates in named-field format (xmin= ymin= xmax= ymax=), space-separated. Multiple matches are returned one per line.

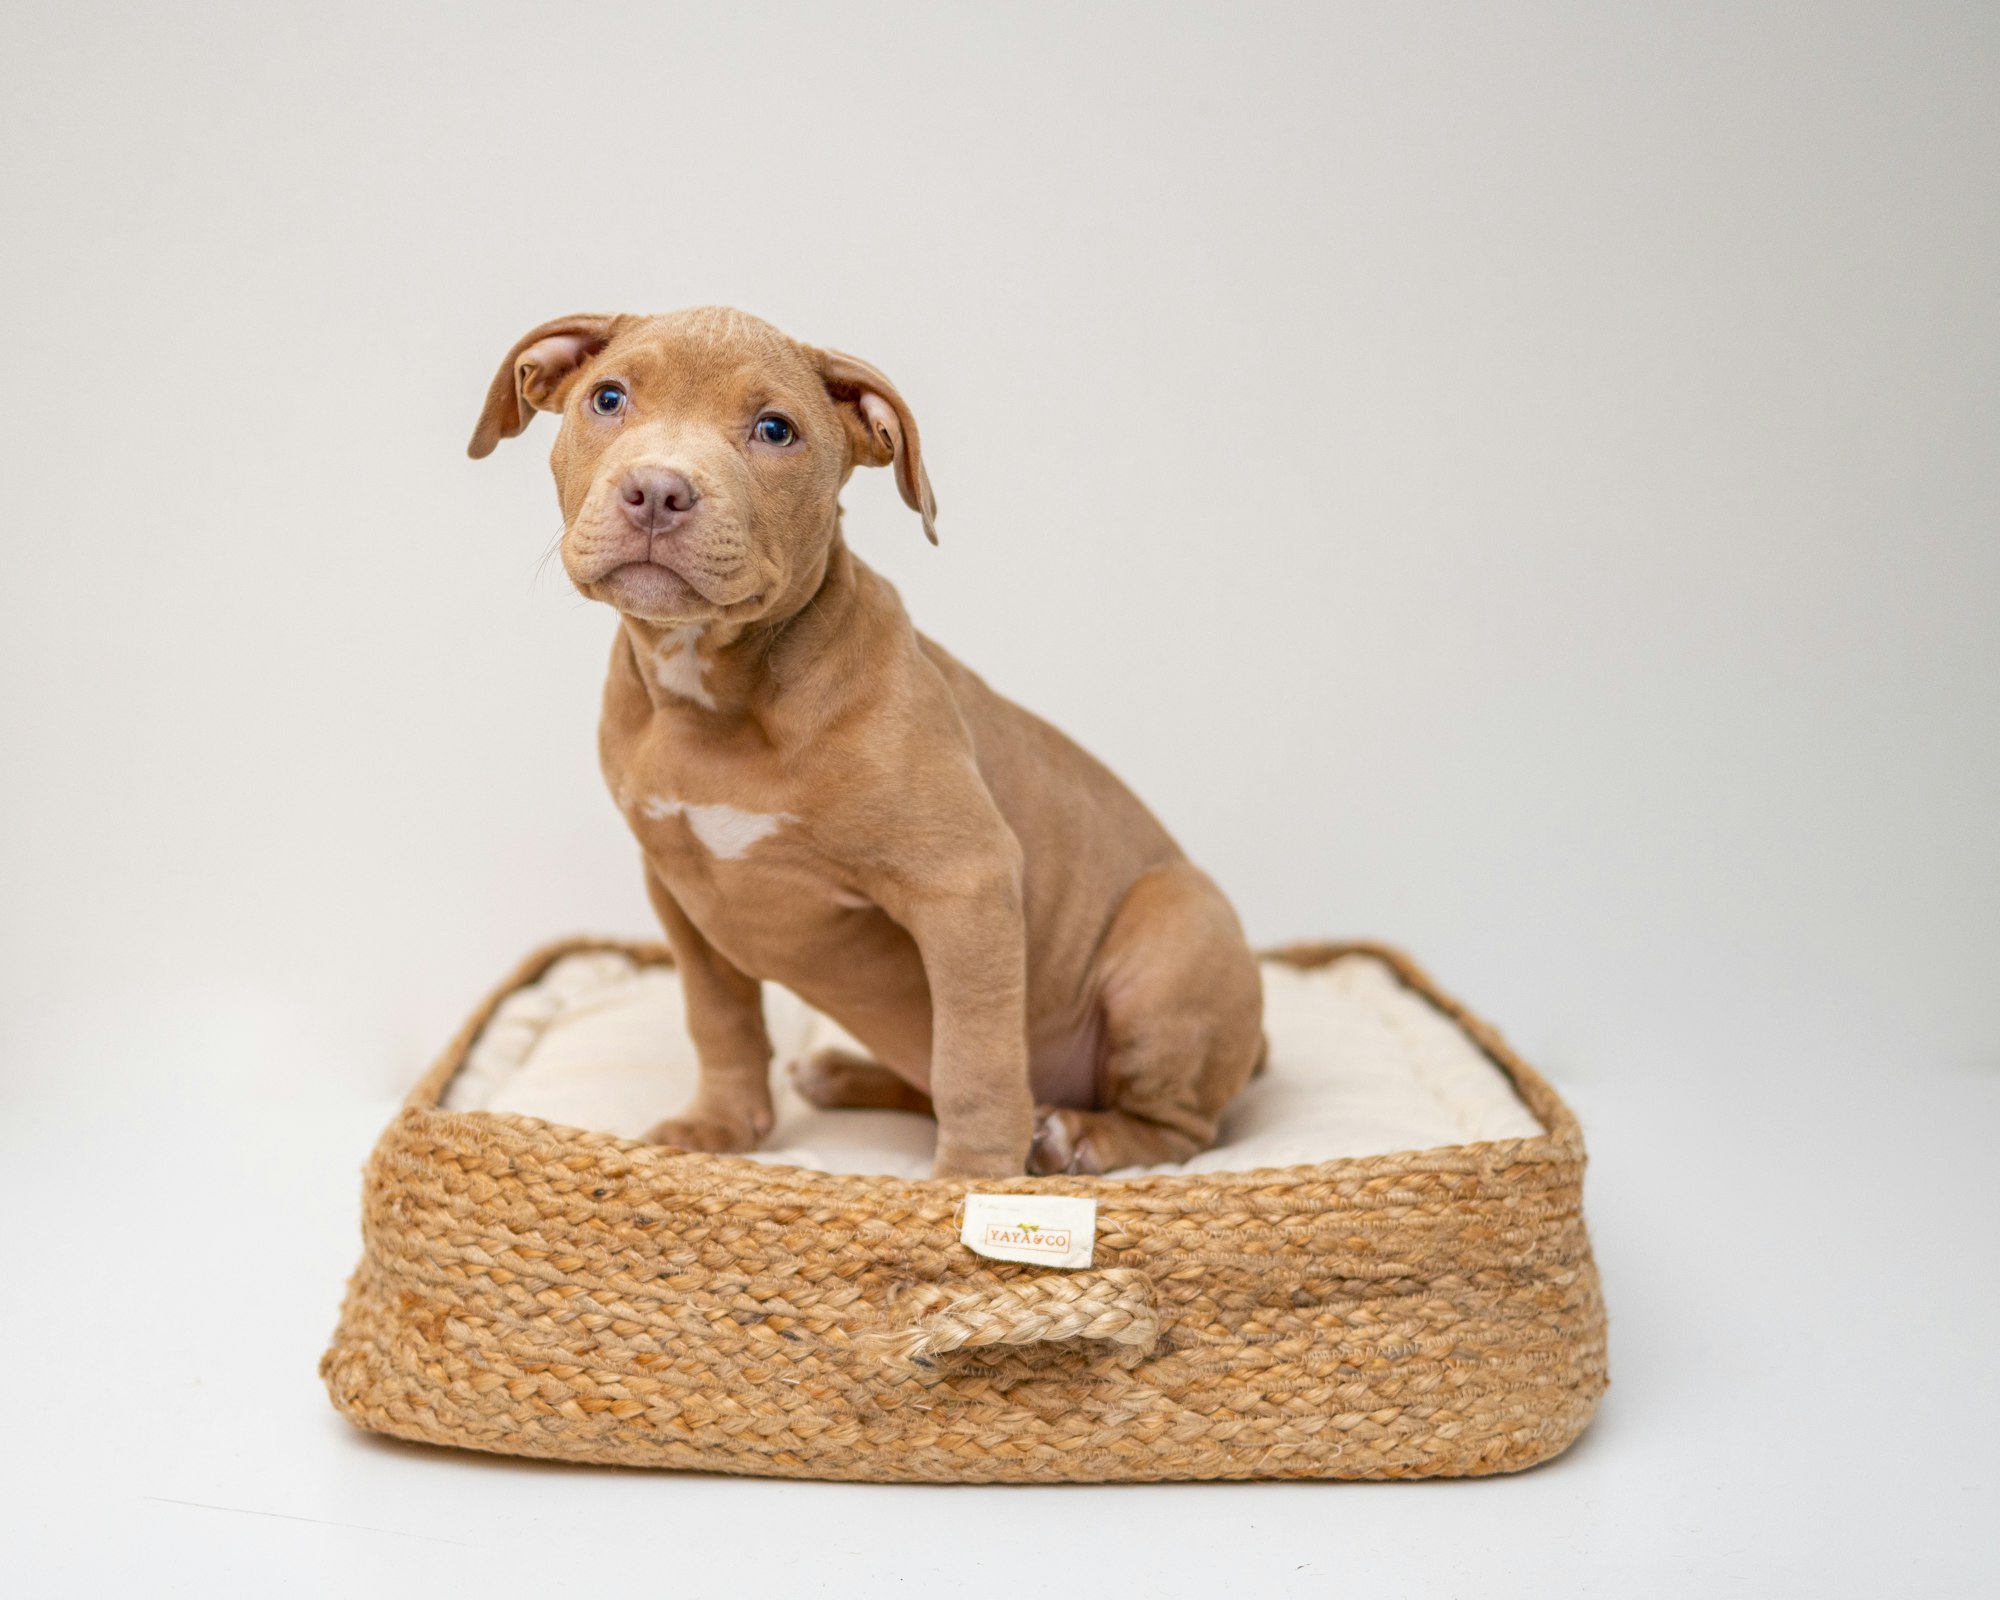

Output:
xmin=643 ymin=867 xmax=774 ymax=1152
xmin=892 ymin=856 xmax=1035 ymax=1178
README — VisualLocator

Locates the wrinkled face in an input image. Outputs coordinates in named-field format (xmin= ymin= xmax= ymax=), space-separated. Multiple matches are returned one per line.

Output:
xmin=552 ymin=314 xmax=847 ymax=624
xmin=470 ymin=307 xmax=936 ymax=627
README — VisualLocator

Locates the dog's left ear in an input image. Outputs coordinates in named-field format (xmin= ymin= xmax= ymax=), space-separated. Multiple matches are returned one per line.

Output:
xmin=818 ymin=350 xmax=938 ymax=545
xmin=468 ymin=313 xmax=623 ymax=460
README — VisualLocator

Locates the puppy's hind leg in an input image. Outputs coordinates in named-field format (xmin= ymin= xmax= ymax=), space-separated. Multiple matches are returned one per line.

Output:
xmin=1029 ymin=862 xmax=1264 ymax=1176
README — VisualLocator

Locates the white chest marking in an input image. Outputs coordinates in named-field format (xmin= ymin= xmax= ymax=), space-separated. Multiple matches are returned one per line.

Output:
xmin=653 ymin=626 xmax=716 ymax=709
xmin=638 ymin=794 xmax=793 ymax=861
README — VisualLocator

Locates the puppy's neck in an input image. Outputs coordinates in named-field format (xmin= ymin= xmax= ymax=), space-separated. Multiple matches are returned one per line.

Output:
xmin=617 ymin=533 xmax=865 ymax=728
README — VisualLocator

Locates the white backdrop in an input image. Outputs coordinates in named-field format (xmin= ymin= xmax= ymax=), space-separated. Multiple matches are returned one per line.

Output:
xmin=2 ymin=5 xmax=1995 ymax=1595
xmin=3 ymin=2 xmax=1994 ymax=1099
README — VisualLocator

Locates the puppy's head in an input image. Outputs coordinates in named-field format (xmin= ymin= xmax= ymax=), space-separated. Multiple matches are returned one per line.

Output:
xmin=469 ymin=307 xmax=936 ymax=625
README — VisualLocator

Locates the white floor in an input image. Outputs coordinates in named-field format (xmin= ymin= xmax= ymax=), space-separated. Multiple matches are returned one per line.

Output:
xmin=6 ymin=996 xmax=1994 ymax=1599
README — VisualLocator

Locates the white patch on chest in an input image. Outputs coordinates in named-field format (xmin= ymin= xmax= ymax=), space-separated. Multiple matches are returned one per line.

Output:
xmin=638 ymin=794 xmax=794 ymax=861
xmin=652 ymin=626 xmax=715 ymax=709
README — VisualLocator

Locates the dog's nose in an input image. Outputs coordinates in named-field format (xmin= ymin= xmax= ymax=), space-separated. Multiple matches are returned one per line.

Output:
xmin=618 ymin=468 xmax=701 ymax=535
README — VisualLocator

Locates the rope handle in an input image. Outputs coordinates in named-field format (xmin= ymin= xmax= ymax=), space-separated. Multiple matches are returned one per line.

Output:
xmin=870 ymin=1268 xmax=1160 ymax=1365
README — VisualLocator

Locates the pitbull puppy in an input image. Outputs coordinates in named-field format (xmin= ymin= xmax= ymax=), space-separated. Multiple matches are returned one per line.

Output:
xmin=471 ymin=307 xmax=1263 ymax=1177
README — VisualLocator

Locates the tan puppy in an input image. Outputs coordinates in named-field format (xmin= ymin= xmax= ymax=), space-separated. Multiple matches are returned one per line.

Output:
xmin=471 ymin=307 xmax=1263 ymax=1177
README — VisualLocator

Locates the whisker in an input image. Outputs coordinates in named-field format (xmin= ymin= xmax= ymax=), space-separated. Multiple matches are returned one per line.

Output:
xmin=529 ymin=525 xmax=566 ymax=588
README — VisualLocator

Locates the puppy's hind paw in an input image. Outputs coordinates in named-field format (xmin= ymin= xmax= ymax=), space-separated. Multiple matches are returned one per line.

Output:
xmin=790 ymin=1048 xmax=934 ymax=1114
xmin=1027 ymin=1107 xmax=1100 ymax=1176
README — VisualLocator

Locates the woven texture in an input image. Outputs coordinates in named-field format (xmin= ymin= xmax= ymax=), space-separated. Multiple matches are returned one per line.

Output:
xmin=869 ymin=1267 xmax=1163 ymax=1365
xmin=322 ymin=938 xmax=1607 ymax=1482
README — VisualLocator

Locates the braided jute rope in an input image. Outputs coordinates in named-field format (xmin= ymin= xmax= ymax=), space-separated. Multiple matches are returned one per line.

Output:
xmin=871 ymin=1268 xmax=1160 ymax=1364
xmin=322 ymin=938 xmax=1608 ymax=1483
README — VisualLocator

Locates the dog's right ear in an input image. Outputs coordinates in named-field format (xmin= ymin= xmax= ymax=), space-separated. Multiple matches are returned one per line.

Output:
xmin=468 ymin=314 xmax=622 ymax=459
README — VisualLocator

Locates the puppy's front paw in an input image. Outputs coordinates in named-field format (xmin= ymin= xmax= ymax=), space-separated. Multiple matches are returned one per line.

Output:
xmin=644 ymin=1112 xmax=768 ymax=1154
xmin=931 ymin=1140 xmax=1028 ymax=1179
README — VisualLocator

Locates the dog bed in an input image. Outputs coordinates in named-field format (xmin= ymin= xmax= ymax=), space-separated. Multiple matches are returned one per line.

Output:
xmin=322 ymin=938 xmax=1607 ymax=1482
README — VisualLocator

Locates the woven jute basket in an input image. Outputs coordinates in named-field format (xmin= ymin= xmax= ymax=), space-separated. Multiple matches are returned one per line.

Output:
xmin=322 ymin=938 xmax=1607 ymax=1482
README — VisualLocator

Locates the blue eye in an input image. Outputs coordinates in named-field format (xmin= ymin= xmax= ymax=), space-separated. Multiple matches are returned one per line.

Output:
xmin=754 ymin=414 xmax=796 ymax=446
xmin=591 ymin=383 xmax=626 ymax=416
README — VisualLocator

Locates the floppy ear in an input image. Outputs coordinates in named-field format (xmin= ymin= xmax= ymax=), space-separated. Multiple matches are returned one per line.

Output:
xmin=468 ymin=313 xmax=622 ymax=459
xmin=818 ymin=349 xmax=938 ymax=545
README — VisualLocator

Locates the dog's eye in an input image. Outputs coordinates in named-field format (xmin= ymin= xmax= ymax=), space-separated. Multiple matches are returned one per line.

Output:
xmin=590 ymin=383 xmax=627 ymax=417
xmin=753 ymin=414 xmax=796 ymax=447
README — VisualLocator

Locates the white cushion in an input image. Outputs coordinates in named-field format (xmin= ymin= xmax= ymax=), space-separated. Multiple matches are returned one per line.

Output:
xmin=445 ymin=951 xmax=1543 ymax=1176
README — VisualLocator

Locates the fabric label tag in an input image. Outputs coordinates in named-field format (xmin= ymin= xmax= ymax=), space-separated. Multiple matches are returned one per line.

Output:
xmin=960 ymin=1193 xmax=1097 ymax=1269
